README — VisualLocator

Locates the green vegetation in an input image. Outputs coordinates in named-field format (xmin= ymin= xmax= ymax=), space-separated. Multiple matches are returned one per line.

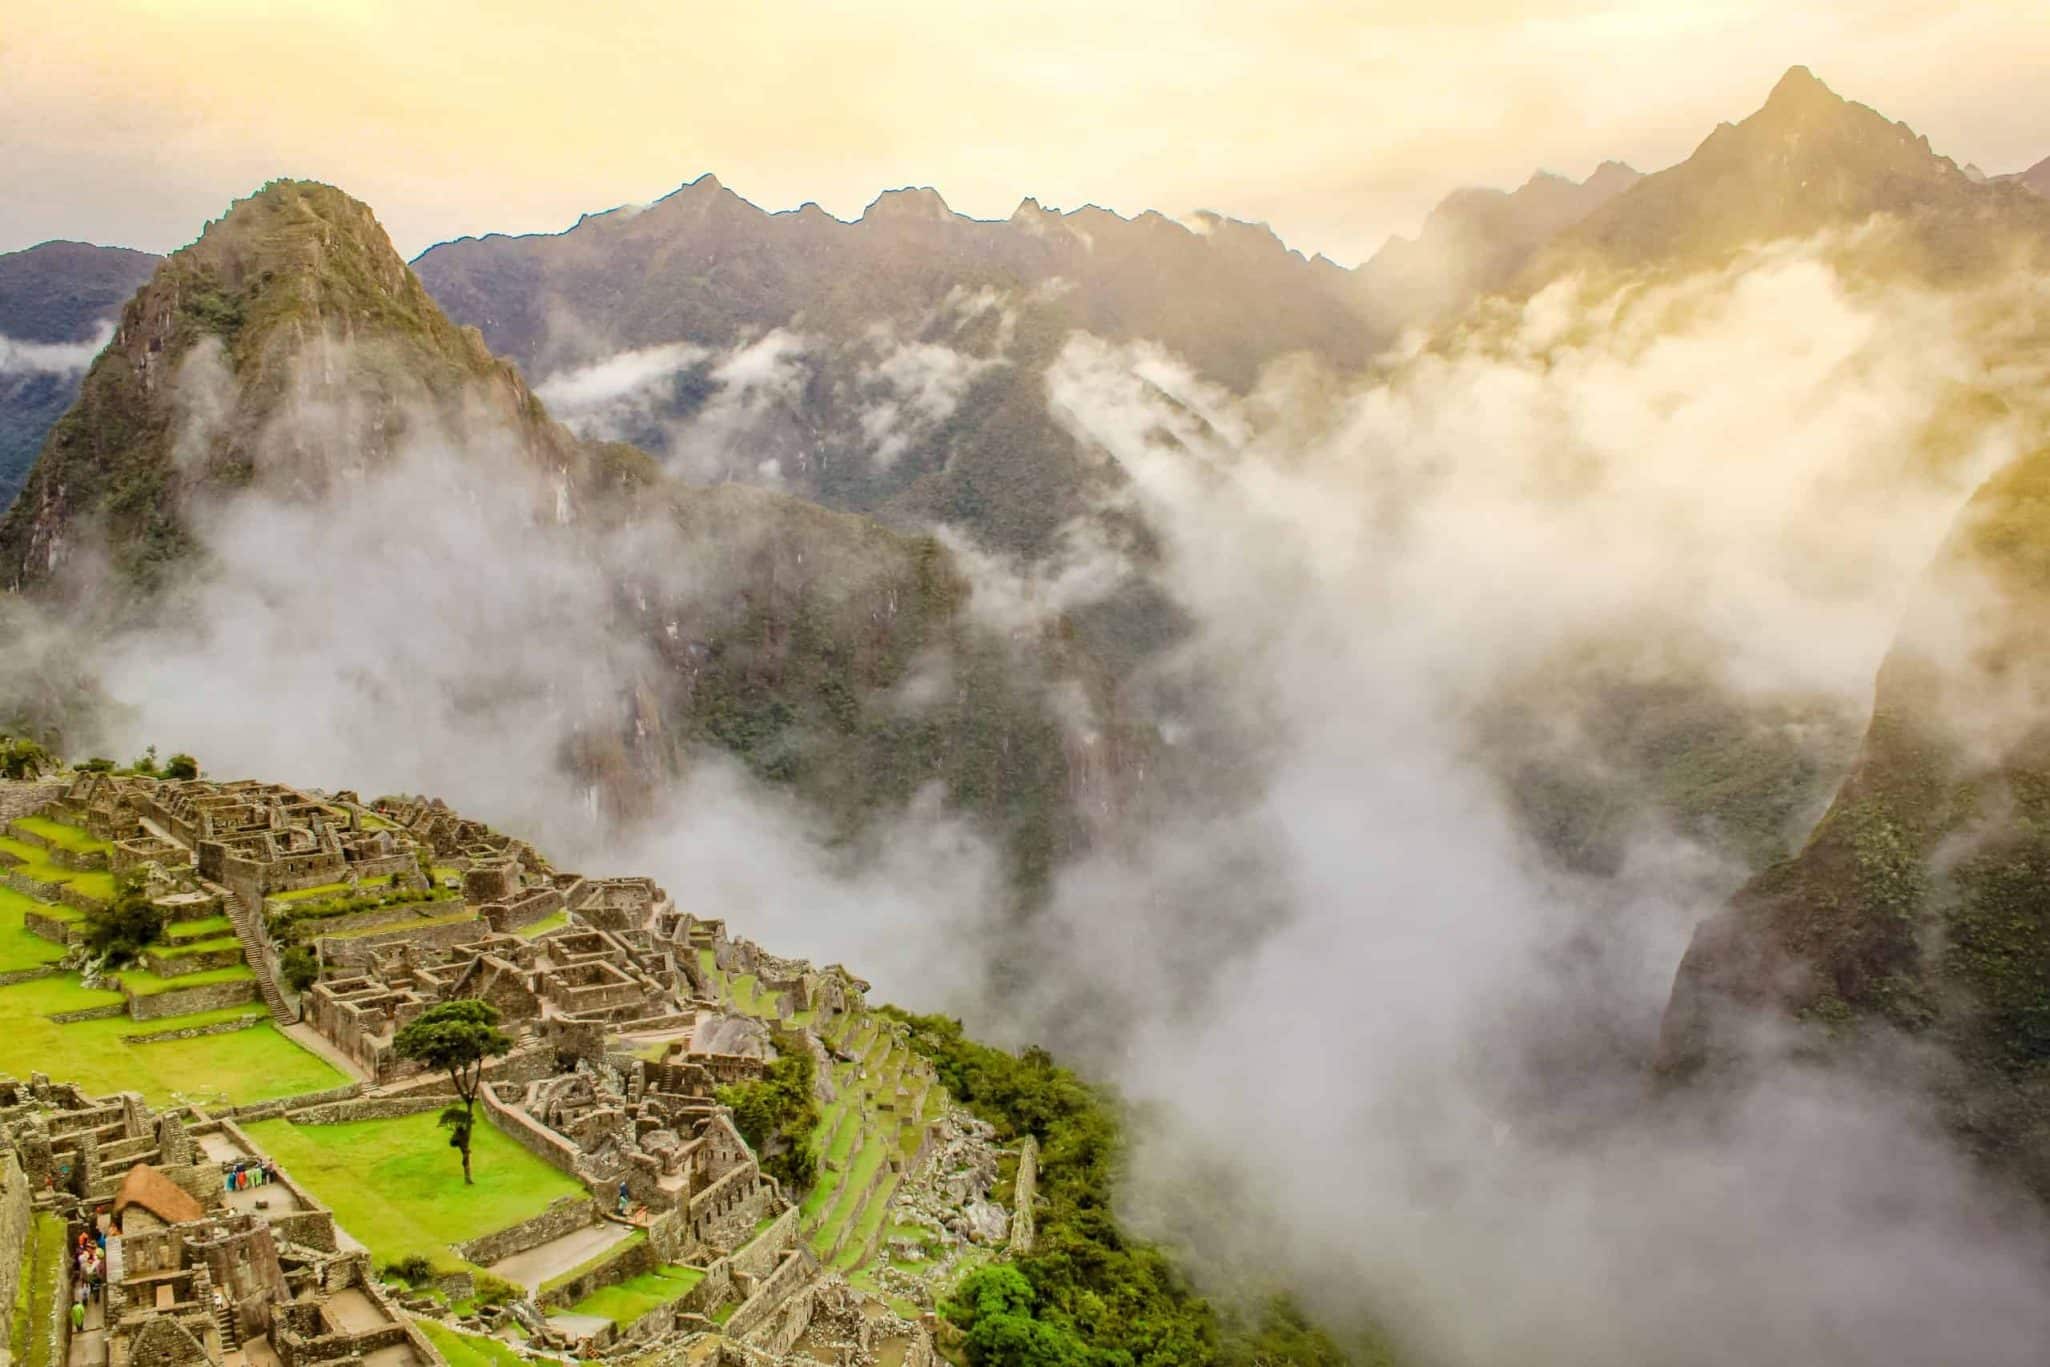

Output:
xmin=11 ymin=816 xmax=108 ymax=854
xmin=244 ymin=1111 xmax=582 ymax=1269
xmin=10 ymin=1211 xmax=66 ymax=1367
xmin=0 ymin=887 xmax=68 ymax=971
xmin=412 ymin=1319 xmax=529 ymax=1367
xmin=393 ymin=999 xmax=514 ymax=1185
xmin=0 ymin=736 xmax=52 ymax=781
xmin=0 ymin=837 xmax=112 ymax=903
xmin=163 ymin=915 xmax=233 ymax=940
xmin=114 ymin=963 xmax=254 ymax=995
xmin=567 ymin=1265 xmax=705 ymax=1325
xmin=0 ymin=967 xmax=330 ymax=1106
xmin=717 ymin=1042 xmax=819 ymax=1194
xmin=890 ymin=1010 xmax=1368 ymax=1367
xmin=516 ymin=910 xmax=568 ymax=938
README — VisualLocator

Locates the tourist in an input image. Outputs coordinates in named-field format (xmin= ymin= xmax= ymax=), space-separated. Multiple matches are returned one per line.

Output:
xmin=69 ymin=1294 xmax=84 ymax=1333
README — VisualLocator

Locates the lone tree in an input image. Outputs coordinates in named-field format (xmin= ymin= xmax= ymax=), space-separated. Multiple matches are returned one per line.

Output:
xmin=393 ymin=999 xmax=512 ymax=1185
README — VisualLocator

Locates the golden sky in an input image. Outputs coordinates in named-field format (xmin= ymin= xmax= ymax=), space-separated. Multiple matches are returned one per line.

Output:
xmin=3 ymin=0 xmax=2047 ymax=266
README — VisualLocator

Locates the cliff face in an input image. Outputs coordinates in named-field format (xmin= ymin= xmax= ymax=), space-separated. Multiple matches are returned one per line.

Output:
xmin=0 ymin=181 xmax=1086 ymax=886
xmin=1662 ymin=442 xmax=2050 ymax=1188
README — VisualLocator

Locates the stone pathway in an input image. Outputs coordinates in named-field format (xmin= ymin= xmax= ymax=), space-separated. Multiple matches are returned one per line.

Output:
xmin=544 ymin=1311 xmax=611 ymax=1342
xmin=282 ymin=1022 xmax=368 ymax=1081
xmin=488 ymin=1219 xmax=635 ymax=1292
xmin=66 ymin=1291 xmax=107 ymax=1367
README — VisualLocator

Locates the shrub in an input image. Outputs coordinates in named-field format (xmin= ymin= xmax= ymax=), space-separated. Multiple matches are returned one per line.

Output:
xmin=163 ymin=753 xmax=200 ymax=780
xmin=471 ymin=1272 xmax=519 ymax=1308
xmin=82 ymin=874 xmax=165 ymax=965
xmin=0 ymin=736 xmax=50 ymax=780
xmin=716 ymin=1038 xmax=819 ymax=1194
xmin=382 ymin=1254 xmax=436 ymax=1286
xmin=280 ymin=946 xmax=319 ymax=992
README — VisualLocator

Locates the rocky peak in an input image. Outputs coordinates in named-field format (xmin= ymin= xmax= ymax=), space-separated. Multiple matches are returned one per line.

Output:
xmin=860 ymin=186 xmax=955 ymax=224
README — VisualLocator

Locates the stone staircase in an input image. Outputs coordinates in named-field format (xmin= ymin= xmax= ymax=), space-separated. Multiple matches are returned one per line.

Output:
xmin=223 ymin=893 xmax=295 ymax=1027
xmin=209 ymin=1286 xmax=242 ymax=1352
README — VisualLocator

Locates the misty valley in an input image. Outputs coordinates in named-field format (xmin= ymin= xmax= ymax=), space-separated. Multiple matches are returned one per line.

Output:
xmin=5 ymin=51 xmax=2050 ymax=1367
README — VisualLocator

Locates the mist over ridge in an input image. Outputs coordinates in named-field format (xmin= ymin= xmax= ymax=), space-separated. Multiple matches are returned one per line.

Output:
xmin=7 ymin=59 xmax=2050 ymax=1367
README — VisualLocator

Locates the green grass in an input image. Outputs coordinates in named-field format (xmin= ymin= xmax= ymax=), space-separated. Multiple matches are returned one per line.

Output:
xmin=0 ymin=970 xmax=338 ymax=1105
xmin=0 ymin=840 xmax=120 ymax=904
xmin=164 ymin=915 xmax=233 ymax=940
xmin=800 ymin=1161 xmax=846 ymax=1223
xmin=810 ymin=1134 xmax=887 ymax=1256
xmin=11 ymin=1211 xmax=66 ymax=1367
xmin=152 ymin=934 xmax=242 ymax=958
xmin=117 ymin=963 xmax=254 ymax=995
xmin=12 ymin=816 xmax=109 ymax=854
xmin=837 ymin=1175 xmax=900 ymax=1271
xmin=244 ymin=1112 xmax=584 ymax=1270
xmin=539 ymin=1230 xmax=646 ymax=1298
xmin=517 ymin=911 xmax=568 ymax=939
xmin=0 ymin=888 xmax=68 ymax=971
xmin=412 ymin=1320 xmax=528 ymax=1367
xmin=567 ymin=1266 xmax=705 ymax=1326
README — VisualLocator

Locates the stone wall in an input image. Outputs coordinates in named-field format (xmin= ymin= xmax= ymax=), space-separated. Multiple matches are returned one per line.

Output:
xmin=479 ymin=1082 xmax=588 ymax=1183
xmin=723 ymin=1249 xmax=812 ymax=1340
xmin=22 ymin=908 xmax=76 ymax=945
xmin=0 ymin=1151 xmax=31 ymax=1348
xmin=225 ymin=1083 xmax=364 ymax=1124
xmin=1008 ymin=1136 xmax=1038 ymax=1254
xmin=727 ymin=1205 xmax=799 ymax=1282
xmin=124 ymin=976 xmax=259 ymax=1020
xmin=283 ymin=1095 xmax=449 ymax=1125
xmin=316 ymin=912 xmax=481 ymax=963
xmin=121 ymin=1015 xmax=262 ymax=1045
xmin=450 ymin=1195 xmax=599 ymax=1266
xmin=536 ymin=1232 xmax=656 ymax=1310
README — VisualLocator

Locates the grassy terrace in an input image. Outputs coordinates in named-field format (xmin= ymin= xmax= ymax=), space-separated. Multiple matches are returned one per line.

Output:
xmin=0 ymin=888 xmax=68 ymax=968
xmin=245 ymin=1112 xmax=584 ymax=1271
xmin=0 ymin=876 xmax=336 ymax=1105
xmin=517 ymin=910 xmax=568 ymax=939
xmin=567 ymin=1265 xmax=706 ymax=1325
xmin=153 ymin=934 xmax=242 ymax=958
xmin=164 ymin=915 xmax=234 ymax=940
xmin=273 ymin=874 xmax=396 ymax=902
xmin=11 ymin=816 xmax=110 ymax=854
xmin=116 ymin=963 xmax=255 ymax=995
xmin=0 ymin=837 xmax=115 ymax=902
xmin=412 ymin=1320 xmax=526 ymax=1367
xmin=0 ymin=977 xmax=331 ymax=1105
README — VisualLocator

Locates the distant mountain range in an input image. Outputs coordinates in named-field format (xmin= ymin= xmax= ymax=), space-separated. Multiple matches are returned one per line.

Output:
xmin=0 ymin=241 xmax=159 ymax=507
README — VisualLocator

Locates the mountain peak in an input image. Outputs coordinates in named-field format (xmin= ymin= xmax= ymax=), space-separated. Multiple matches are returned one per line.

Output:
xmin=861 ymin=186 xmax=953 ymax=223
xmin=1764 ymin=64 xmax=1833 ymax=108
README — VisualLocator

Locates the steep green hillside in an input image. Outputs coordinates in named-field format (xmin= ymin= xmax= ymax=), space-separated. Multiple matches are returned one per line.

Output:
xmin=1662 ymin=443 xmax=2050 ymax=1189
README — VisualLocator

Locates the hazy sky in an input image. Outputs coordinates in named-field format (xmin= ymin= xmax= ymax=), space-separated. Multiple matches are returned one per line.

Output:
xmin=4 ymin=0 xmax=2047 ymax=267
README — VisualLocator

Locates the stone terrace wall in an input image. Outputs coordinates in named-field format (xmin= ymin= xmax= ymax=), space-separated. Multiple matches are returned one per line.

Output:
xmin=724 ymin=1249 xmax=813 ymax=1340
xmin=0 ymin=1151 xmax=31 ymax=1342
xmin=451 ymin=1195 xmax=599 ymax=1266
xmin=225 ymin=1082 xmax=364 ymax=1124
xmin=479 ymin=1082 xmax=588 ymax=1184
xmin=125 ymin=976 xmax=259 ymax=1020
xmin=536 ymin=1233 xmax=656 ymax=1310
xmin=284 ymin=1095 xmax=449 ymax=1125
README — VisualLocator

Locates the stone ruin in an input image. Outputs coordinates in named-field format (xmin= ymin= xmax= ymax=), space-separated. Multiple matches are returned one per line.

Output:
xmin=0 ymin=1075 xmax=434 ymax=1367
xmin=0 ymin=774 xmax=1024 ymax=1367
